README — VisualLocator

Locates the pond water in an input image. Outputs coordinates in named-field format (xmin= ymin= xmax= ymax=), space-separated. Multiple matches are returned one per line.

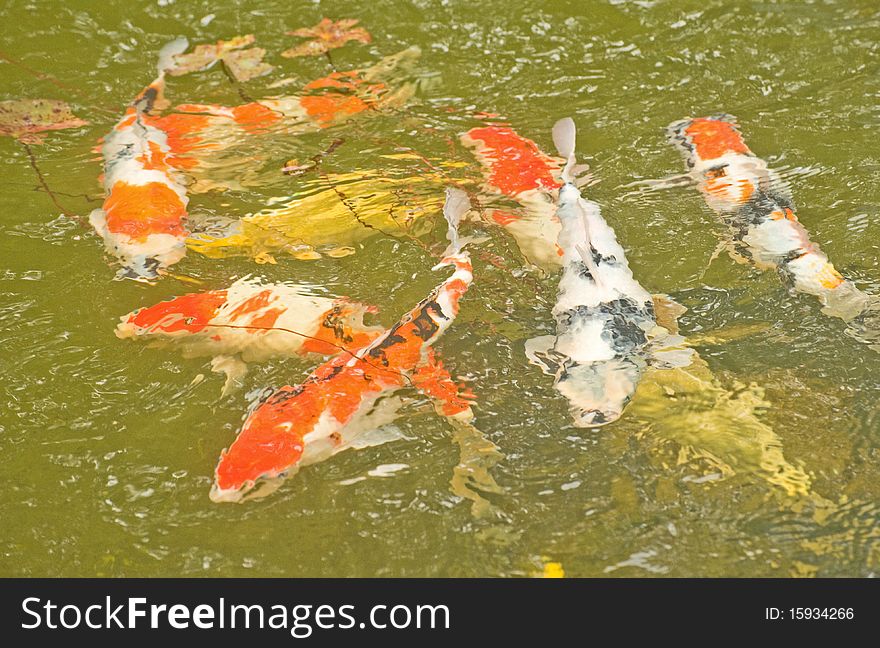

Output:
xmin=1 ymin=0 xmax=879 ymax=577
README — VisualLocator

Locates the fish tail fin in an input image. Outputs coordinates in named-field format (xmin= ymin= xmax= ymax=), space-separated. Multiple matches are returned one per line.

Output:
xmin=133 ymin=37 xmax=188 ymax=113
xmin=844 ymin=291 xmax=880 ymax=353
xmin=441 ymin=187 xmax=471 ymax=256
xmin=115 ymin=257 xmax=161 ymax=283
xmin=157 ymin=37 xmax=188 ymax=76
xmin=552 ymin=117 xmax=577 ymax=184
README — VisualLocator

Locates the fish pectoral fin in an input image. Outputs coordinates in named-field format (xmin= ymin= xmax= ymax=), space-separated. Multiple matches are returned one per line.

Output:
xmin=525 ymin=335 xmax=563 ymax=375
xmin=651 ymin=294 xmax=688 ymax=334
xmin=346 ymin=424 xmax=409 ymax=450
xmin=210 ymin=355 xmax=248 ymax=396
xmin=648 ymin=331 xmax=696 ymax=369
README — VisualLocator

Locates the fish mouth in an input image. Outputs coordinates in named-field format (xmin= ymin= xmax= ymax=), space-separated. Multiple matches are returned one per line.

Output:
xmin=571 ymin=408 xmax=620 ymax=429
xmin=209 ymin=472 xmax=290 ymax=503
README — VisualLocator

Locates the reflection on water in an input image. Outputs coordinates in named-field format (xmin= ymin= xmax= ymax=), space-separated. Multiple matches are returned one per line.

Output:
xmin=1 ymin=0 xmax=879 ymax=577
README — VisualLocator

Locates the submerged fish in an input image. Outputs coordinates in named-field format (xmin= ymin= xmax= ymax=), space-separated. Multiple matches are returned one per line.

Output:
xmin=527 ymin=118 xmax=689 ymax=428
xmin=461 ymin=123 xmax=563 ymax=271
xmin=147 ymin=47 xmax=422 ymax=189
xmin=210 ymin=189 xmax=475 ymax=502
xmin=89 ymin=38 xmax=192 ymax=281
xmin=116 ymin=277 xmax=383 ymax=394
xmin=667 ymin=114 xmax=870 ymax=322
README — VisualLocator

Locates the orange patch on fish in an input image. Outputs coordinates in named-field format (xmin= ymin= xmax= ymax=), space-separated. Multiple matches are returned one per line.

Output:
xmin=685 ymin=118 xmax=751 ymax=160
xmin=224 ymin=289 xmax=285 ymax=330
xmin=300 ymin=71 xmax=385 ymax=126
xmin=115 ymin=114 xmax=137 ymax=131
xmin=412 ymin=350 xmax=473 ymax=416
xmin=231 ymin=103 xmax=282 ymax=133
xmin=128 ymin=290 xmax=228 ymax=334
xmin=139 ymin=140 xmax=169 ymax=171
xmin=300 ymin=94 xmax=372 ymax=126
xmin=817 ymin=263 xmax=844 ymax=289
xmin=489 ymin=209 xmax=521 ymax=226
xmin=103 ymin=181 xmax=187 ymax=240
xmin=146 ymin=112 xmax=213 ymax=155
xmin=466 ymin=126 xmax=561 ymax=196
xmin=738 ymin=178 xmax=755 ymax=203
xmin=214 ymin=395 xmax=308 ymax=491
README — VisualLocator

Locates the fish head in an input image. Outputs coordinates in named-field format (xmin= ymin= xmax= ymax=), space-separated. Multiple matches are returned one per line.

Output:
xmin=667 ymin=114 xmax=751 ymax=167
xmin=115 ymin=289 xmax=228 ymax=338
xmin=555 ymin=358 xmax=644 ymax=428
xmin=667 ymin=116 xmax=768 ymax=210
xmin=210 ymin=386 xmax=314 ymax=503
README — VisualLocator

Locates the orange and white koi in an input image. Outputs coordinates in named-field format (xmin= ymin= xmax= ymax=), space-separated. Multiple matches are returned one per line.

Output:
xmin=210 ymin=189 xmax=475 ymax=502
xmin=153 ymin=47 xmax=421 ymax=152
xmin=527 ymin=119 xmax=689 ymax=428
xmin=115 ymin=277 xmax=383 ymax=393
xmin=89 ymin=38 xmax=192 ymax=281
xmin=461 ymin=123 xmax=563 ymax=270
xmin=668 ymin=114 xmax=869 ymax=321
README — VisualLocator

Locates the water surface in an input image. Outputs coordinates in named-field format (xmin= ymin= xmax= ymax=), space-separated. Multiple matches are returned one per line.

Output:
xmin=1 ymin=0 xmax=879 ymax=576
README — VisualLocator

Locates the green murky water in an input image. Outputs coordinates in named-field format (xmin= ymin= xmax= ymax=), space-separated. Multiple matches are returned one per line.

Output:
xmin=2 ymin=0 xmax=879 ymax=577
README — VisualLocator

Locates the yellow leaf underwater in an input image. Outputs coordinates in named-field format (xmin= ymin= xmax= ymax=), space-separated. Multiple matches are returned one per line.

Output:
xmin=629 ymin=295 xmax=811 ymax=497
xmin=186 ymin=170 xmax=451 ymax=261
xmin=630 ymin=354 xmax=812 ymax=498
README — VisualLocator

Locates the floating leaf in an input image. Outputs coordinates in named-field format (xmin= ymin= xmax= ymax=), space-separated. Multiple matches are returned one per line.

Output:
xmin=0 ymin=99 xmax=87 ymax=144
xmin=282 ymin=18 xmax=371 ymax=58
xmin=168 ymin=35 xmax=273 ymax=82
xmin=187 ymin=169 xmax=453 ymax=261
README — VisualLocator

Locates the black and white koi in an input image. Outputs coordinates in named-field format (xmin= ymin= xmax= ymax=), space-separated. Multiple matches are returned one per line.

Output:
xmin=526 ymin=118 xmax=689 ymax=427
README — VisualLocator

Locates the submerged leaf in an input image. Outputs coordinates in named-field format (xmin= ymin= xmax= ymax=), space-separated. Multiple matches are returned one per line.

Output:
xmin=631 ymin=354 xmax=812 ymax=497
xmin=0 ymin=99 xmax=87 ymax=144
xmin=168 ymin=35 xmax=273 ymax=82
xmin=186 ymin=169 xmax=451 ymax=261
xmin=282 ymin=18 xmax=372 ymax=58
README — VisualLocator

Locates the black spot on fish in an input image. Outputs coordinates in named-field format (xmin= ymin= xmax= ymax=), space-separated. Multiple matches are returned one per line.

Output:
xmin=267 ymin=384 xmax=304 ymax=407
xmin=366 ymin=328 xmax=407 ymax=366
xmin=573 ymin=260 xmax=594 ymax=281
xmin=569 ymin=248 xmax=618 ymax=282
xmin=135 ymin=86 xmax=159 ymax=114
xmin=558 ymin=298 xmax=653 ymax=355
xmin=410 ymin=300 xmax=446 ymax=341
xmin=322 ymin=305 xmax=353 ymax=344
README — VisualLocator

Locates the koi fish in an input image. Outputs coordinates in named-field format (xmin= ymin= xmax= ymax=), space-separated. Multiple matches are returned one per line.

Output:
xmin=526 ymin=119 xmax=689 ymax=427
xmin=145 ymin=47 xmax=422 ymax=192
xmin=115 ymin=277 xmax=383 ymax=394
xmin=89 ymin=38 xmax=192 ymax=281
xmin=210 ymin=189 xmax=475 ymax=502
xmin=461 ymin=123 xmax=563 ymax=270
xmin=667 ymin=114 xmax=870 ymax=322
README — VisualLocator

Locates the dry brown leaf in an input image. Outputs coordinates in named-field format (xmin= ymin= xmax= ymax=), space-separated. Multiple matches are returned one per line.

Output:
xmin=282 ymin=18 xmax=371 ymax=58
xmin=168 ymin=35 xmax=273 ymax=82
xmin=0 ymin=99 xmax=87 ymax=144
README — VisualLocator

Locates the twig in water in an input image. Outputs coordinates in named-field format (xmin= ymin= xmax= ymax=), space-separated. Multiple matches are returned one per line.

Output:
xmin=22 ymin=141 xmax=88 ymax=228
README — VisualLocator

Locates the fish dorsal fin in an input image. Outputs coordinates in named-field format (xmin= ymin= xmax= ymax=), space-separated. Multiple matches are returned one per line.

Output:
xmin=552 ymin=117 xmax=577 ymax=184
xmin=525 ymin=335 xmax=565 ymax=376
xmin=574 ymin=197 xmax=604 ymax=289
